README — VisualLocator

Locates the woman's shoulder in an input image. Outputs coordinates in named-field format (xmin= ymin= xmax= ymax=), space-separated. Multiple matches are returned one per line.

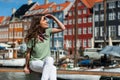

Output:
xmin=46 ymin=27 xmax=52 ymax=33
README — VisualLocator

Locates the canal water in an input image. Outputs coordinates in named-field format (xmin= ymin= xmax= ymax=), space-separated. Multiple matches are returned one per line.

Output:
xmin=0 ymin=72 xmax=120 ymax=80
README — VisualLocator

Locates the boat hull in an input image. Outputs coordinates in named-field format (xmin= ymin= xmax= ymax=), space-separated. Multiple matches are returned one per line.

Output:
xmin=57 ymin=68 xmax=103 ymax=80
xmin=57 ymin=74 xmax=101 ymax=80
xmin=0 ymin=58 xmax=25 ymax=67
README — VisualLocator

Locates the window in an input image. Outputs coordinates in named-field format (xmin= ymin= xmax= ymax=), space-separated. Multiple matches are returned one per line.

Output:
xmin=78 ymin=28 xmax=82 ymax=35
xmin=88 ymin=27 xmax=92 ymax=34
xmin=69 ymin=40 xmax=72 ymax=47
xmin=109 ymin=13 xmax=116 ymax=20
xmin=38 ymin=9 xmax=43 ymax=13
xmin=24 ymin=25 xmax=27 ymax=30
xmin=100 ymin=14 xmax=104 ymax=21
xmin=78 ymin=2 xmax=82 ymax=6
xmin=95 ymin=27 xmax=99 ymax=37
xmin=54 ymin=33 xmax=57 ymax=37
xmin=48 ymin=7 xmax=53 ymax=12
xmin=78 ymin=10 xmax=81 ymax=15
xmin=94 ymin=4 xmax=99 ymax=11
xmin=118 ymin=1 xmax=120 ymax=7
xmin=59 ymin=13 xmax=62 ymax=18
xmin=118 ymin=25 xmax=120 ymax=36
xmin=88 ymin=17 xmax=92 ymax=22
xmin=78 ymin=18 xmax=82 ymax=24
xmin=77 ymin=39 xmax=80 ymax=48
xmin=118 ymin=12 xmax=120 ymax=19
xmin=58 ymin=32 xmax=62 ymax=37
xmin=64 ymin=20 xmax=67 ymax=25
xmin=64 ymin=29 xmax=67 ymax=35
xmin=83 ymin=28 xmax=87 ymax=34
xmin=83 ymin=17 xmax=87 ymax=23
xmin=109 ymin=25 xmax=116 ymax=37
xmin=100 ymin=26 xmax=103 ymax=37
xmin=109 ymin=2 xmax=115 ymax=9
xmin=83 ymin=9 xmax=87 ymax=14
xmin=83 ymin=39 xmax=87 ymax=47
xmin=73 ymin=28 xmax=74 ymax=35
xmin=68 ymin=29 xmax=72 ymax=35
xmin=100 ymin=4 xmax=103 ymax=10
xmin=73 ymin=19 xmax=75 ymax=24
xmin=56 ymin=6 xmax=61 ymax=11
xmin=69 ymin=11 xmax=72 ymax=16
xmin=32 ymin=10 xmax=39 ymax=14
xmin=95 ymin=15 xmax=99 ymax=22
xmin=88 ymin=39 xmax=91 ymax=47
xmin=69 ymin=19 xmax=72 ymax=25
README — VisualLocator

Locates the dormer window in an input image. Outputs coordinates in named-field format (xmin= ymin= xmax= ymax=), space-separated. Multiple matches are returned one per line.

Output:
xmin=48 ymin=7 xmax=53 ymax=12
xmin=38 ymin=9 xmax=43 ymax=13
xmin=56 ymin=6 xmax=61 ymax=11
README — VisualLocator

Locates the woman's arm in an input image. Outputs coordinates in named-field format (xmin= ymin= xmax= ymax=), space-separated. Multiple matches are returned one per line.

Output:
xmin=45 ymin=14 xmax=65 ymax=33
xmin=24 ymin=48 xmax=31 ymax=74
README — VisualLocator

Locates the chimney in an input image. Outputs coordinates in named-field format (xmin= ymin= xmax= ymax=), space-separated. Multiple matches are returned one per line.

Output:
xmin=28 ymin=0 xmax=32 ymax=5
xmin=44 ymin=0 xmax=49 ymax=4
xmin=12 ymin=8 xmax=16 ymax=14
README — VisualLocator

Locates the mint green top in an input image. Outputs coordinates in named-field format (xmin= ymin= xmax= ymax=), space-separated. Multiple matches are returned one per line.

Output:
xmin=27 ymin=28 xmax=52 ymax=61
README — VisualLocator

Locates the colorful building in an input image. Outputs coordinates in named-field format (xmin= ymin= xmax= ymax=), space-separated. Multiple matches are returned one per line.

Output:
xmin=94 ymin=0 xmax=120 ymax=48
xmin=23 ymin=1 xmax=73 ymax=50
xmin=0 ymin=16 xmax=10 ymax=43
xmin=64 ymin=0 xmax=94 ymax=52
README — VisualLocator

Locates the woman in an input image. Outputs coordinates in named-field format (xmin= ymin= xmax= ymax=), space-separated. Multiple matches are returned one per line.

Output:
xmin=24 ymin=14 xmax=65 ymax=80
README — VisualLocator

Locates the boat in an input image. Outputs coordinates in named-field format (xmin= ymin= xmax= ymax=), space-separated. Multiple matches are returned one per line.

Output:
xmin=84 ymin=48 xmax=103 ymax=59
xmin=0 ymin=58 xmax=25 ymax=67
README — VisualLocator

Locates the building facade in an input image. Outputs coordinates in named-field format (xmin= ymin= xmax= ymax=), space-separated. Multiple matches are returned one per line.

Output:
xmin=94 ymin=0 xmax=120 ymax=48
xmin=64 ymin=0 xmax=93 ymax=52
xmin=23 ymin=1 xmax=73 ymax=50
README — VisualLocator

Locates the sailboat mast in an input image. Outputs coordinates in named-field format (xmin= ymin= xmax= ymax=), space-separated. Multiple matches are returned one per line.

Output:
xmin=74 ymin=0 xmax=78 ymax=67
xmin=103 ymin=0 xmax=107 ymax=47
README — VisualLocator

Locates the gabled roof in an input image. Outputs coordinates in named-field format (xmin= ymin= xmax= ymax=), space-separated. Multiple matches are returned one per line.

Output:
xmin=52 ymin=1 xmax=71 ymax=12
xmin=24 ymin=1 xmax=72 ymax=17
xmin=81 ymin=0 xmax=103 ymax=8
xmin=11 ymin=2 xmax=36 ymax=20
xmin=3 ymin=16 xmax=11 ymax=25
xmin=23 ymin=2 xmax=55 ymax=17
xmin=0 ymin=16 xmax=4 ymax=24
xmin=33 ymin=2 xmax=55 ymax=10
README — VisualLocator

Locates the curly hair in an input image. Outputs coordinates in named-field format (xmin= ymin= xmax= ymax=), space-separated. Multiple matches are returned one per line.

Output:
xmin=25 ymin=16 xmax=42 ymax=41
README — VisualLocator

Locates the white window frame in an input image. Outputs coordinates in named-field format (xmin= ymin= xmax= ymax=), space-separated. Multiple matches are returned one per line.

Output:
xmin=118 ymin=25 xmax=120 ymax=36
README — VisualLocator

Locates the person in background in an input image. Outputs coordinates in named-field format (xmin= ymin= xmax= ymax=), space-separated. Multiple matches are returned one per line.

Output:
xmin=78 ymin=46 xmax=84 ymax=56
xmin=23 ymin=14 xmax=65 ymax=80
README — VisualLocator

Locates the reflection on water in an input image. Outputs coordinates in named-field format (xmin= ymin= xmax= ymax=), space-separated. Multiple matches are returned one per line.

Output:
xmin=0 ymin=72 xmax=62 ymax=80
xmin=0 ymin=72 xmax=26 ymax=80
xmin=0 ymin=72 xmax=120 ymax=80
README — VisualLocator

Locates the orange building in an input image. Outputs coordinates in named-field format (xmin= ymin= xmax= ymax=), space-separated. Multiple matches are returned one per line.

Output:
xmin=0 ymin=16 xmax=10 ymax=43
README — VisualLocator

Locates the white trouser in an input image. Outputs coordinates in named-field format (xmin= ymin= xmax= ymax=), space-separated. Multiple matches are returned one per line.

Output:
xmin=29 ymin=57 xmax=57 ymax=80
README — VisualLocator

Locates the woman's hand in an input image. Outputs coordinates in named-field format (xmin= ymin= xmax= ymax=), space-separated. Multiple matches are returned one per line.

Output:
xmin=45 ymin=14 xmax=55 ymax=19
xmin=24 ymin=67 xmax=30 ymax=74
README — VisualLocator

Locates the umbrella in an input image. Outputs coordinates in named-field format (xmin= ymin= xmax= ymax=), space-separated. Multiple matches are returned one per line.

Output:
xmin=99 ymin=46 xmax=120 ymax=57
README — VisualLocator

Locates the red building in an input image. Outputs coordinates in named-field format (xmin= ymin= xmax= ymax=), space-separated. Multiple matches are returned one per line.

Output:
xmin=64 ymin=0 xmax=101 ymax=51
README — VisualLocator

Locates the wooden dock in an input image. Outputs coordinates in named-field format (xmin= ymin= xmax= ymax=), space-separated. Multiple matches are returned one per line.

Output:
xmin=0 ymin=68 xmax=120 ymax=77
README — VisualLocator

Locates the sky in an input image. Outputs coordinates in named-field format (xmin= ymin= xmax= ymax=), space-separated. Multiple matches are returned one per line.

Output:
xmin=0 ymin=0 xmax=67 ymax=16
